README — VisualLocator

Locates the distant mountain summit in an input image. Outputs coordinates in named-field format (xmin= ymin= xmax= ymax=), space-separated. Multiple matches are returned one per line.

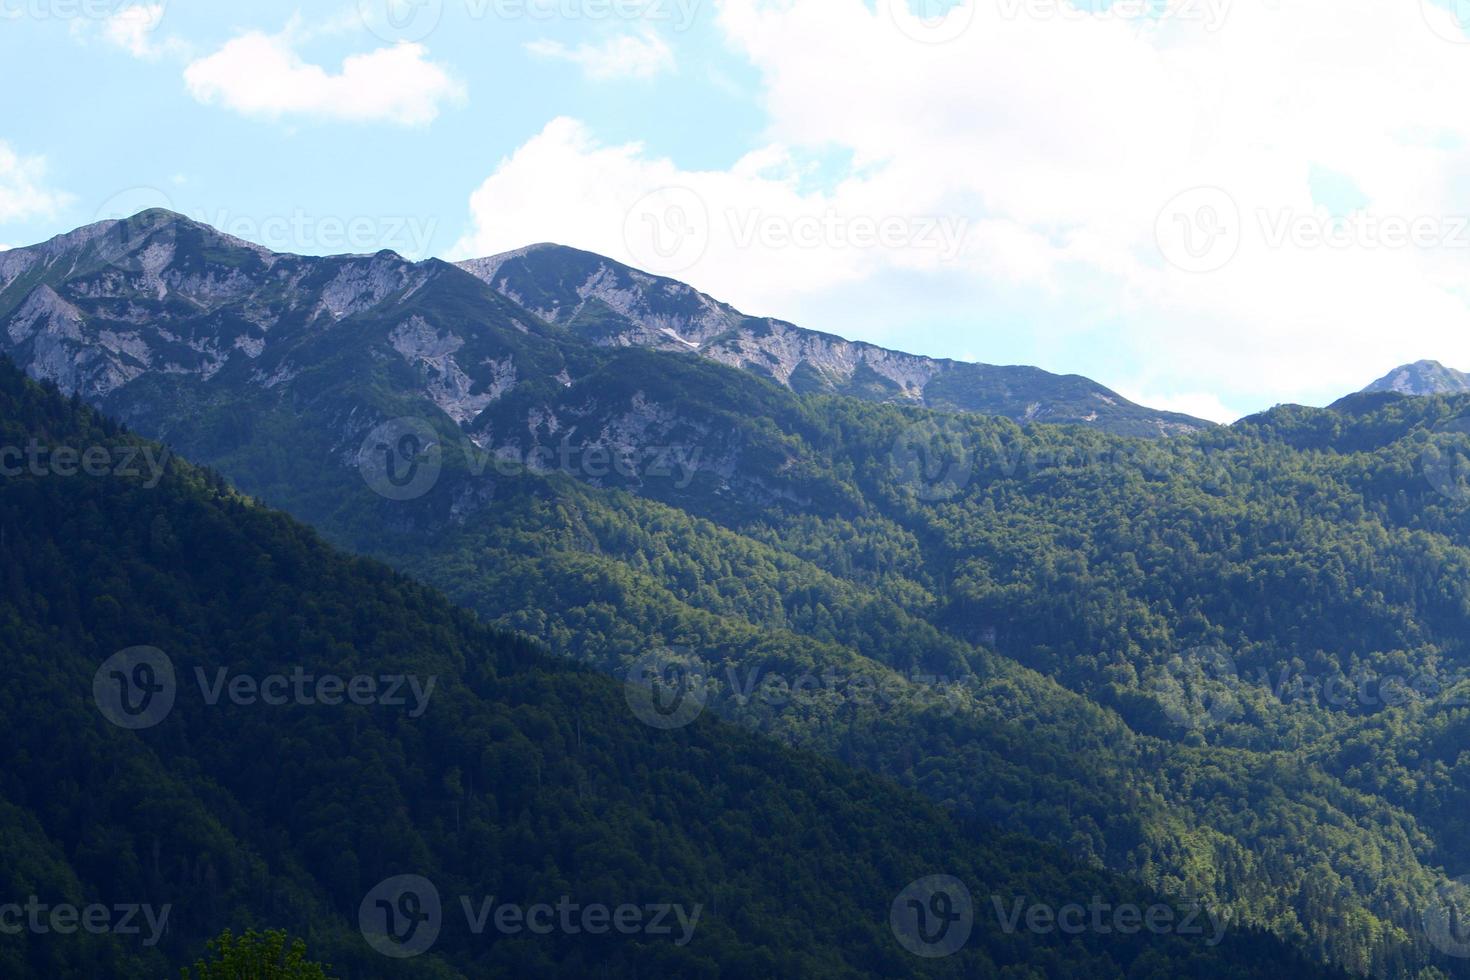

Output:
xmin=458 ymin=243 xmax=1210 ymax=437
xmin=1360 ymin=359 xmax=1470 ymax=396
xmin=0 ymin=210 xmax=1207 ymax=441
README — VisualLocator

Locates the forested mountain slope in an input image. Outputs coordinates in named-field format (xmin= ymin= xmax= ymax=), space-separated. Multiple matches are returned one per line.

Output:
xmin=10 ymin=211 xmax=1470 ymax=976
xmin=0 ymin=359 xmax=1350 ymax=979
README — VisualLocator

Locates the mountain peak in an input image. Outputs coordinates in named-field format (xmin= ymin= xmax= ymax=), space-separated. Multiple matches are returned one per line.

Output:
xmin=455 ymin=242 xmax=1212 ymax=436
xmin=1360 ymin=359 xmax=1470 ymax=396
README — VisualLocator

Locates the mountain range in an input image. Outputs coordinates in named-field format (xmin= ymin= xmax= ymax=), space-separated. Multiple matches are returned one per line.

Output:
xmin=457 ymin=242 xmax=1210 ymax=436
xmin=8 ymin=209 xmax=1470 ymax=976
xmin=1361 ymin=359 xmax=1470 ymax=396
xmin=0 ymin=209 xmax=1208 ymax=442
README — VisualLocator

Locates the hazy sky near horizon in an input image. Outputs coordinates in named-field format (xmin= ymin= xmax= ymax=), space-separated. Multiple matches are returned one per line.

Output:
xmin=4 ymin=0 xmax=1470 ymax=422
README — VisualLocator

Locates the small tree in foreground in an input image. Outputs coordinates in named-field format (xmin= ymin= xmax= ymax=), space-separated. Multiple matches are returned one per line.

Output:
xmin=181 ymin=928 xmax=335 ymax=980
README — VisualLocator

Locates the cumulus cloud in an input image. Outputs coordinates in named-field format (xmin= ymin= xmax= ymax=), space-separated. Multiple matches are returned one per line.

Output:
xmin=525 ymin=29 xmax=676 ymax=80
xmin=0 ymin=142 xmax=72 ymax=224
xmin=70 ymin=3 xmax=188 ymax=61
xmin=457 ymin=0 xmax=1470 ymax=413
xmin=184 ymin=30 xmax=464 ymax=125
xmin=103 ymin=4 xmax=172 ymax=59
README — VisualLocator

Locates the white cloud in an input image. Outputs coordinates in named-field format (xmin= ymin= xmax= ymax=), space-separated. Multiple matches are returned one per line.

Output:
xmin=70 ymin=3 xmax=188 ymax=61
xmin=184 ymin=30 xmax=464 ymax=125
xmin=0 ymin=142 xmax=72 ymax=224
xmin=1116 ymin=388 xmax=1243 ymax=425
xmin=458 ymin=0 xmax=1470 ymax=413
xmin=525 ymin=29 xmax=676 ymax=80
xmin=452 ymin=117 xmax=965 ymax=309
xmin=103 ymin=4 xmax=170 ymax=59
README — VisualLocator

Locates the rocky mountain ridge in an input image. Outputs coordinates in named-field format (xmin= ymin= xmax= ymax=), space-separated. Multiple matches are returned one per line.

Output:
xmin=1361 ymin=359 xmax=1470 ymax=396
xmin=459 ymin=242 xmax=1211 ymax=437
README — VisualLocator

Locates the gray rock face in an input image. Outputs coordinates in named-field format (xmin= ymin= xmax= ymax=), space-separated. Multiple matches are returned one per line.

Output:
xmin=1361 ymin=360 xmax=1470 ymax=396
xmin=458 ymin=243 xmax=1210 ymax=437
xmin=0 ymin=211 xmax=1208 ymax=456
xmin=0 ymin=211 xmax=528 ymax=427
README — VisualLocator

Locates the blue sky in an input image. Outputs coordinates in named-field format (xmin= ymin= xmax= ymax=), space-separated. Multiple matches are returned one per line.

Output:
xmin=4 ymin=0 xmax=1470 ymax=423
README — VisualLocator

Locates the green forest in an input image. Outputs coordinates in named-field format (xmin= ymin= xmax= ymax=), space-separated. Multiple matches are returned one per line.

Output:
xmin=152 ymin=349 xmax=1470 ymax=978
xmin=0 ymin=359 xmax=1351 ymax=977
